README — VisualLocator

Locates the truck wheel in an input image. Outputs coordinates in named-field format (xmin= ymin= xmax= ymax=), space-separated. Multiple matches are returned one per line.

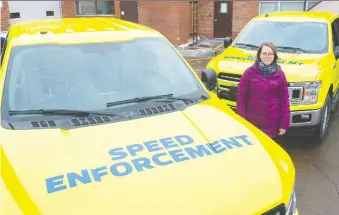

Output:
xmin=314 ymin=94 xmax=331 ymax=141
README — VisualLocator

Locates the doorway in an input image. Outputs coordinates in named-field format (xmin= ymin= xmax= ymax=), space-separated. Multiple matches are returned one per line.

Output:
xmin=214 ymin=0 xmax=233 ymax=38
xmin=120 ymin=1 xmax=138 ymax=23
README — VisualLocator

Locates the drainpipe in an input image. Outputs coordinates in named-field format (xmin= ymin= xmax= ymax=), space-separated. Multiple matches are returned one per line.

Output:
xmin=190 ymin=1 xmax=198 ymax=43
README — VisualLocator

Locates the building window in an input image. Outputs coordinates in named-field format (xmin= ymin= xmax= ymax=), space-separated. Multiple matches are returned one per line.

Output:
xmin=46 ymin=11 xmax=55 ymax=17
xmin=10 ymin=12 xmax=21 ymax=19
xmin=76 ymin=0 xmax=115 ymax=16
xmin=280 ymin=1 xmax=305 ymax=11
xmin=260 ymin=2 xmax=279 ymax=14
xmin=259 ymin=1 xmax=320 ymax=14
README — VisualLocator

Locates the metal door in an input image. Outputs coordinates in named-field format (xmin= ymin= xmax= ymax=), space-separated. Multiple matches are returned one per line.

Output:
xmin=214 ymin=1 xmax=233 ymax=38
xmin=120 ymin=1 xmax=138 ymax=23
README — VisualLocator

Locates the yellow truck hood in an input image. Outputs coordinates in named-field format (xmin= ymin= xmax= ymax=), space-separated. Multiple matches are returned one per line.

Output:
xmin=1 ymin=103 xmax=290 ymax=215
xmin=214 ymin=47 xmax=325 ymax=82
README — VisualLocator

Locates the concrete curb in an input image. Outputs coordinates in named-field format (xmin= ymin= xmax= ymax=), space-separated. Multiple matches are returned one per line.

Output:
xmin=176 ymin=38 xmax=224 ymax=59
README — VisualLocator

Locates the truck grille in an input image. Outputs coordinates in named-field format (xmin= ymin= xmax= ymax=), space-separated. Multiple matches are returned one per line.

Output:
xmin=218 ymin=85 xmax=238 ymax=101
xmin=217 ymin=72 xmax=241 ymax=82
xmin=217 ymin=73 xmax=241 ymax=102
xmin=217 ymin=72 xmax=303 ymax=103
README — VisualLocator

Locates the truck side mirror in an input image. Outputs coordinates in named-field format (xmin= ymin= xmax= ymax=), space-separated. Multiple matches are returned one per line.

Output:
xmin=224 ymin=37 xmax=232 ymax=48
xmin=201 ymin=68 xmax=217 ymax=91
xmin=335 ymin=46 xmax=339 ymax=59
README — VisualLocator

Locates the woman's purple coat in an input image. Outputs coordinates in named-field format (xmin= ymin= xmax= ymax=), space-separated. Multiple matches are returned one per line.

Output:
xmin=236 ymin=63 xmax=290 ymax=138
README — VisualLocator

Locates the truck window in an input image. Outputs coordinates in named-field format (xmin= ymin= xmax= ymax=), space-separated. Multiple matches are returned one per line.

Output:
xmin=1 ymin=39 xmax=7 ymax=66
xmin=234 ymin=20 xmax=328 ymax=54
xmin=2 ymin=37 xmax=208 ymax=113
xmin=332 ymin=18 xmax=339 ymax=48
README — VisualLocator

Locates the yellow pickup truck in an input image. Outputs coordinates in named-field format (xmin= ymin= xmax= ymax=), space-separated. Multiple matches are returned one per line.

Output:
xmin=207 ymin=11 xmax=339 ymax=141
xmin=1 ymin=18 xmax=297 ymax=215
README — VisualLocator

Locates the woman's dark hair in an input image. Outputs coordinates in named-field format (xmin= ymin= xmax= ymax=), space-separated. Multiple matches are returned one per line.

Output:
xmin=256 ymin=42 xmax=279 ymax=64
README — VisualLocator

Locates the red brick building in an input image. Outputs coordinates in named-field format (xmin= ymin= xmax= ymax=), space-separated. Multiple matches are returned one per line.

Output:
xmin=0 ymin=0 xmax=320 ymax=45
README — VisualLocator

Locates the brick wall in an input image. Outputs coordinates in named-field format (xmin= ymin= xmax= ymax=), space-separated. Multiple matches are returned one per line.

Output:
xmin=196 ymin=0 xmax=258 ymax=40
xmin=138 ymin=1 xmax=190 ymax=45
xmin=232 ymin=0 xmax=259 ymax=38
xmin=61 ymin=0 xmax=76 ymax=17
xmin=1 ymin=0 xmax=259 ymax=44
xmin=197 ymin=0 xmax=214 ymax=38
xmin=1 ymin=1 xmax=9 ymax=31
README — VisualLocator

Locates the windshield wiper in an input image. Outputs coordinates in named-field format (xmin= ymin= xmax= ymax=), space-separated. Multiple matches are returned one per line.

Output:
xmin=153 ymin=94 xmax=208 ymax=102
xmin=8 ymin=109 xmax=120 ymax=117
xmin=106 ymin=94 xmax=202 ymax=107
xmin=234 ymin=43 xmax=259 ymax=49
xmin=276 ymin=46 xmax=310 ymax=53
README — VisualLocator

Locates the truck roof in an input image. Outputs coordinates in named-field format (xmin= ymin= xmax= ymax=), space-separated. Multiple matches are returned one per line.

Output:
xmin=254 ymin=11 xmax=337 ymax=22
xmin=7 ymin=17 xmax=163 ymax=46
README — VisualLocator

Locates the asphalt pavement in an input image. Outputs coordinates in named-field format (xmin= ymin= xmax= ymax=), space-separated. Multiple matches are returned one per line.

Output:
xmin=280 ymin=107 xmax=339 ymax=215
xmin=190 ymin=58 xmax=339 ymax=215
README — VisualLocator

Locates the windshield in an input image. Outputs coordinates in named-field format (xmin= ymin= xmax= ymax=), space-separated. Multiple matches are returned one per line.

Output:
xmin=2 ymin=37 xmax=207 ymax=114
xmin=234 ymin=20 xmax=328 ymax=54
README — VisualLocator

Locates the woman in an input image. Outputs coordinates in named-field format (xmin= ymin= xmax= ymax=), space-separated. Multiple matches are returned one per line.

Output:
xmin=236 ymin=42 xmax=290 ymax=139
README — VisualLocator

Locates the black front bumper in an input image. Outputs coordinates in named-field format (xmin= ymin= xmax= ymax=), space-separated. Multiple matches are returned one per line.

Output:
xmin=224 ymin=105 xmax=317 ymax=137
xmin=284 ymin=126 xmax=317 ymax=137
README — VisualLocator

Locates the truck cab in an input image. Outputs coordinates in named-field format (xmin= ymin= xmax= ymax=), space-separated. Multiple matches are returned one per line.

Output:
xmin=207 ymin=11 xmax=339 ymax=141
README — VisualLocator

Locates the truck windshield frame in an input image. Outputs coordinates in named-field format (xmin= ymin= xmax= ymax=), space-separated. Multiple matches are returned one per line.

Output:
xmin=233 ymin=20 xmax=329 ymax=54
xmin=1 ymin=37 xmax=208 ymax=120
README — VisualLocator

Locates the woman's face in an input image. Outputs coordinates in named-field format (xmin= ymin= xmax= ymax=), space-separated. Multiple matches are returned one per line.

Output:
xmin=260 ymin=45 xmax=275 ymax=65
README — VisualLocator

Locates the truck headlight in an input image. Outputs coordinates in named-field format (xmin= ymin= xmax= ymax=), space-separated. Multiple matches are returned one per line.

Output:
xmin=285 ymin=186 xmax=297 ymax=215
xmin=289 ymin=81 xmax=321 ymax=105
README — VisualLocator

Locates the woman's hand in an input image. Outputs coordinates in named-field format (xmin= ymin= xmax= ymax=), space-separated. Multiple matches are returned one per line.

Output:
xmin=278 ymin=128 xmax=286 ymax=135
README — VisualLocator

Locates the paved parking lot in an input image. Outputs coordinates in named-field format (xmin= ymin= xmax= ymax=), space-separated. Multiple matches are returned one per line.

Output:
xmin=280 ymin=109 xmax=339 ymax=215
xmin=190 ymin=58 xmax=339 ymax=215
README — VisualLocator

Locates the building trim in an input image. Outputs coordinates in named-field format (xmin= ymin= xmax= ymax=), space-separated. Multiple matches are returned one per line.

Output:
xmin=258 ymin=1 xmax=320 ymax=15
xmin=307 ymin=1 xmax=321 ymax=11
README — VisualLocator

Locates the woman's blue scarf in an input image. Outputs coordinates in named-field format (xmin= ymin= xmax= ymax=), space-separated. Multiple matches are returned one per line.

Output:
xmin=257 ymin=59 xmax=277 ymax=77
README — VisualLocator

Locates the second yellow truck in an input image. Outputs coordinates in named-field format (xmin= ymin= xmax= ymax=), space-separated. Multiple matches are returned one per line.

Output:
xmin=207 ymin=11 xmax=339 ymax=141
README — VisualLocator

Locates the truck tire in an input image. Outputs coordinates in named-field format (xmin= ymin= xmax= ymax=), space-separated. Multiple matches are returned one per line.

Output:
xmin=314 ymin=94 xmax=331 ymax=142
